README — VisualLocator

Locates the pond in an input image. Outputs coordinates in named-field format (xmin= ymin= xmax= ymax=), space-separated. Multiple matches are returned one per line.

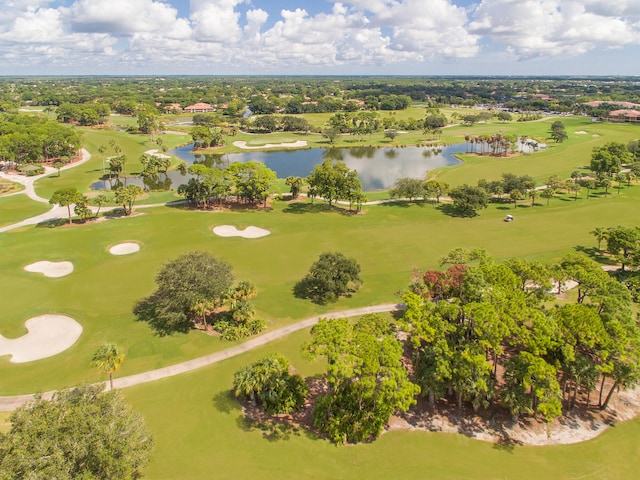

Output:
xmin=91 ymin=143 xmax=466 ymax=192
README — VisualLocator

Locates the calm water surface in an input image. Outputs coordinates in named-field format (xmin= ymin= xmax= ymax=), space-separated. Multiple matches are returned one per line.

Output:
xmin=92 ymin=143 xmax=465 ymax=192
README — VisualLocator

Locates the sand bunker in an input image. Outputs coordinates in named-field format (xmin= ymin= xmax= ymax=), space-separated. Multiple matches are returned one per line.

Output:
xmin=24 ymin=261 xmax=73 ymax=278
xmin=575 ymin=131 xmax=588 ymax=134
xmin=233 ymin=140 xmax=308 ymax=150
xmin=213 ymin=225 xmax=271 ymax=238
xmin=109 ymin=242 xmax=141 ymax=255
xmin=0 ymin=315 xmax=83 ymax=363
xmin=144 ymin=149 xmax=171 ymax=159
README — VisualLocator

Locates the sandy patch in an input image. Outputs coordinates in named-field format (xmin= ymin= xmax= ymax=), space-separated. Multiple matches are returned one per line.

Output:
xmin=233 ymin=140 xmax=307 ymax=150
xmin=575 ymin=130 xmax=588 ymax=134
xmin=109 ymin=242 xmax=141 ymax=255
xmin=592 ymin=134 xmax=600 ymax=137
xmin=144 ymin=149 xmax=171 ymax=159
xmin=0 ymin=315 xmax=83 ymax=363
xmin=24 ymin=261 xmax=73 ymax=278
xmin=213 ymin=225 xmax=271 ymax=238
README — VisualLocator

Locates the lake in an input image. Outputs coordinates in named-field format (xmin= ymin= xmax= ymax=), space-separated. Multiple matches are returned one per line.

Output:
xmin=92 ymin=143 xmax=465 ymax=192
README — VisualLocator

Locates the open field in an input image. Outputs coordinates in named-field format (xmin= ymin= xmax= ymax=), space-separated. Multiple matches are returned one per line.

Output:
xmin=2 ymin=113 xmax=640 ymax=478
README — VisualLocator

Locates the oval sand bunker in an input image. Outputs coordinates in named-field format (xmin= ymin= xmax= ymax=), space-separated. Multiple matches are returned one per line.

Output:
xmin=24 ymin=261 xmax=73 ymax=278
xmin=213 ymin=225 xmax=270 ymax=238
xmin=0 ymin=315 xmax=83 ymax=363
xmin=109 ymin=242 xmax=141 ymax=255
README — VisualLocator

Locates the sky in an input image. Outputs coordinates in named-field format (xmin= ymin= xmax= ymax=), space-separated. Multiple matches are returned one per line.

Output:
xmin=1 ymin=0 xmax=639 ymax=76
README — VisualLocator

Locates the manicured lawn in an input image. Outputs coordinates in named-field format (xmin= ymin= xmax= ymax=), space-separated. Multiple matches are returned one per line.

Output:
xmin=0 ymin=195 xmax=50 ymax=228
xmin=124 ymin=328 xmax=640 ymax=480
xmin=1 ymin=182 xmax=639 ymax=394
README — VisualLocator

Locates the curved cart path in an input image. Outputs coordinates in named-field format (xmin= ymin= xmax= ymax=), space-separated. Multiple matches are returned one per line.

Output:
xmin=0 ymin=303 xmax=404 ymax=411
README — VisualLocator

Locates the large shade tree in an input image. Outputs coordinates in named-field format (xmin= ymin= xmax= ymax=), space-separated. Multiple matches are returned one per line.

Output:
xmin=0 ymin=384 xmax=153 ymax=480
xmin=134 ymin=251 xmax=234 ymax=334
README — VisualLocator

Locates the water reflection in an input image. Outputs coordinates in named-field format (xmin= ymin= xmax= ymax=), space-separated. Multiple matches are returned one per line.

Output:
xmin=92 ymin=143 xmax=465 ymax=192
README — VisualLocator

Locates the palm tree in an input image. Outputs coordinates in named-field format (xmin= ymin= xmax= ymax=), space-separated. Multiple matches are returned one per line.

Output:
xmin=90 ymin=343 xmax=125 ymax=390
xmin=528 ymin=189 xmax=540 ymax=207
xmin=590 ymin=227 xmax=609 ymax=251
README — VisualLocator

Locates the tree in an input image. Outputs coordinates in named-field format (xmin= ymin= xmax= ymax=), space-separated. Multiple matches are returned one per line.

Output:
xmin=497 ymin=111 xmax=512 ymax=122
xmin=389 ymin=177 xmax=425 ymax=201
xmin=306 ymin=315 xmax=419 ymax=443
xmin=549 ymin=120 xmax=568 ymax=143
xmin=90 ymin=343 xmax=125 ymax=390
xmin=52 ymin=159 xmax=64 ymax=177
xmin=590 ymin=142 xmax=633 ymax=177
xmin=0 ymin=384 xmax=153 ymax=479
xmin=590 ymin=227 xmax=609 ymax=251
xmin=73 ymin=195 xmax=93 ymax=223
xmin=49 ymin=187 xmax=81 ymax=224
xmin=321 ymin=128 xmax=339 ymax=144
xmin=448 ymin=184 xmax=488 ymax=216
xmin=113 ymin=184 xmax=144 ymax=215
xmin=509 ymin=189 xmax=523 ymax=209
xmin=295 ymin=252 xmax=361 ymax=304
xmin=306 ymin=159 xmax=363 ymax=208
xmin=91 ymin=193 xmax=110 ymax=218
xmin=226 ymin=161 xmax=276 ymax=206
xmin=285 ymin=176 xmax=305 ymax=200
xmin=424 ymin=180 xmax=449 ymax=203
xmin=233 ymin=354 xmax=308 ymax=414
xmin=134 ymin=251 xmax=234 ymax=334
xmin=384 ymin=129 xmax=399 ymax=142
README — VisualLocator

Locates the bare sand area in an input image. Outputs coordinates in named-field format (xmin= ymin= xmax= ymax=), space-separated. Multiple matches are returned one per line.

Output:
xmin=213 ymin=225 xmax=270 ymax=238
xmin=575 ymin=130 xmax=588 ymax=134
xmin=109 ymin=242 xmax=141 ymax=255
xmin=232 ymin=140 xmax=308 ymax=149
xmin=24 ymin=261 xmax=73 ymax=278
xmin=144 ymin=149 xmax=171 ymax=159
xmin=0 ymin=315 xmax=82 ymax=363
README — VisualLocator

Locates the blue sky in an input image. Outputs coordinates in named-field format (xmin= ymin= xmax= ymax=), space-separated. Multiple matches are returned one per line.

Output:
xmin=0 ymin=0 xmax=638 ymax=76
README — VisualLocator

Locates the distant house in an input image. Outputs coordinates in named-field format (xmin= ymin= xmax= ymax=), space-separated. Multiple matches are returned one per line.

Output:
xmin=608 ymin=109 xmax=640 ymax=123
xmin=164 ymin=103 xmax=183 ymax=114
xmin=184 ymin=102 xmax=214 ymax=113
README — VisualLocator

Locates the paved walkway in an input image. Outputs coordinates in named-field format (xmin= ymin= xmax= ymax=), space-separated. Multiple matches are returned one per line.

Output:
xmin=0 ymin=303 xmax=404 ymax=411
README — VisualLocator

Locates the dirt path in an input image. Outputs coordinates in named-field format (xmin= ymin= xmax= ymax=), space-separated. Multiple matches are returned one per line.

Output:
xmin=0 ymin=303 xmax=403 ymax=412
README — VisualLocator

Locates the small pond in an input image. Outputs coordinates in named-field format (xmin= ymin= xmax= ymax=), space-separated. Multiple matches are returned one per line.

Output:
xmin=92 ymin=143 xmax=466 ymax=192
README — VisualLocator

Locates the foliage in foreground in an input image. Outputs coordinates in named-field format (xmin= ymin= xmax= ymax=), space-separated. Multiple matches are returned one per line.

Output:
xmin=233 ymin=354 xmax=308 ymax=414
xmin=306 ymin=314 xmax=420 ymax=444
xmin=0 ymin=384 xmax=153 ymax=480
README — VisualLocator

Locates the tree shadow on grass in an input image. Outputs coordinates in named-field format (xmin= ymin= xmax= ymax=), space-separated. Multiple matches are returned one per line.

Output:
xmin=436 ymin=203 xmax=479 ymax=218
xmin=212 ymin=390 xmax=241 ymax=414
xmin=35 ymin=218 xmax=68 ymax=228
xmin=573 ymin=245 xmax=610 ymax=263
xmin=282 ymin=202 xmax=354 ymax=216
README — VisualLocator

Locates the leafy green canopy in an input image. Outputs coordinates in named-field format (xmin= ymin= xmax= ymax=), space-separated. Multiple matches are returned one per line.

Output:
xmin=294 ymin=251 xmax=361 ymax=304
xmin=0 ymin=384 xmax=153 ymax=480
xmin=306 ymin=314 xmax=420 ymax=444
xmin=134 ymin=251 xmax=234 ymax=335
xmin=233 ymin=354 xmax=308 ymax=415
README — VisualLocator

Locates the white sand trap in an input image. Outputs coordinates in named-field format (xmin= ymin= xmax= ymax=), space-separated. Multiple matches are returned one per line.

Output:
xmin=213 ymin=225 xmax=270 ymax=238
xmin=233 ymin=140 xmax=308 ymax=150
xmin=144 ymin=149 xmax=171 ymax=159
xmin=24 ymin=261 xmax=73 ymax=278
xmin=109 ymin=242 xmax=141 ymax=255
xmin=0 ymin=315 xmax=83 ymax=363
xmin=575 ymin=131 xmax=588 ymax=134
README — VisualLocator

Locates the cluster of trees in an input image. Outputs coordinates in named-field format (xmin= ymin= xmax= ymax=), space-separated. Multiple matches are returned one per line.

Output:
xmin=234 ymin=314 xmax=418 ymax=444
xmin=49 ymin=185 xmax=141 ymax=223
xmin=178 ymin=161 xmax=276 ymax=208
xmin=463 ymin=133 xmax=521 ymax=156
xmin=306 ymin=159 xmax=366 ymax=210
xmin=389 ymin=178 xmax=449 ymax=203
xmin=402 ymin=249 xmax=640 ymax=420
xmin=592 ymin=225 xmax=640 ymax=271
xmin=590 ymin=142 xmax=635 ymax=177
xmin=133 ymin=251 xmax=264 ymax=340
xmin=56 ymin=102 xmax=110 ymax=126
xmin=245 ymin=115 xmax=313 ymax=133
xmin=0 ymin=114 xmax=81 ymax=165
xmin=0 ymin=384 xmax=153 ymax=479
xmin=294 ymin=252 xmax=362 ymax=304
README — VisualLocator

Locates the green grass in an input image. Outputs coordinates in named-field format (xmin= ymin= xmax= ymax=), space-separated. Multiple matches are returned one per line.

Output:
xmin=3 ymin=116 xmax=640 ymax=478
xmin=124 ymin=327 xmax=640 ymax=480
xmin=1 ymin=183 xmax=640 ymax=394
xmin=0 ymin=195 xmax=50 ymax=228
